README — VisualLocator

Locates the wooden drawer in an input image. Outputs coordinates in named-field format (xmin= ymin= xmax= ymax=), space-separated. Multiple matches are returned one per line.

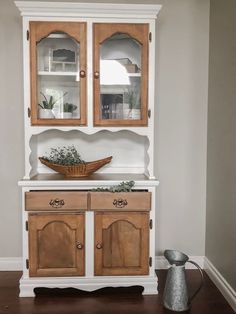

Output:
xmin=25 ymin=191 xmax=88 ymax=211
xmin=90 ymin=192 xmax=151 ymax=211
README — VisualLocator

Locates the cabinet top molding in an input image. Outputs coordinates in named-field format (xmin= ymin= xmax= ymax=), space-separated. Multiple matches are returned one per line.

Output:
xmin=15 ymin=1 xmax=162 ymax=19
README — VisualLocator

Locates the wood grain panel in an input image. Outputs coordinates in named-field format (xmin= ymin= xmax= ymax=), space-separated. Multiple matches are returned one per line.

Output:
xmin=90 ymin=192 xmax=151 ymax=211
xmin=38 ymin=221 xmax=75 ymax=269
xmin=102 ymin=220 xmax=141 ymax=268
xmin=29 ymin=213 xmax=85 ymax=277
xmin=95 ymin=212 xmax=149 ymax=275
xmin=25 ymin=191 xmax=88 ymax=211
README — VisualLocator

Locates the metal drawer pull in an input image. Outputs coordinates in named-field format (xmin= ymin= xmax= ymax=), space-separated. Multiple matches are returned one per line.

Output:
xmin=76 ymin=242 xmax=84 ymax=250
xmin=113 ymin=198 xmax=128 ymax=208
xmin=49 ymin=198 xmax=65 ymax=208
xmin=96 ymin=243 xmax=102 ymax=249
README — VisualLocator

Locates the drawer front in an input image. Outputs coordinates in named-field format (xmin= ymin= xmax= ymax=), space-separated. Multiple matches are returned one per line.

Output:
xmin=25 ymin=191 xmax=88 ymax=211
xmin=90 ymin=192 xmax=151 ymax=211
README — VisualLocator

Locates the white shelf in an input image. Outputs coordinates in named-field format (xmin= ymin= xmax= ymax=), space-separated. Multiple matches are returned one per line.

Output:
xmin=128 ymin=73 xmax=141 ymax=77
xmin=38 ymin=71 xmax=78 ymax=76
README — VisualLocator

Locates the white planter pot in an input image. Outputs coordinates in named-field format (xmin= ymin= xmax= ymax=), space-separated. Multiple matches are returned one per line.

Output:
xmin=39 ymin=109 xmax=55 ymax=119
xmin=123 ymin=108 xmax=132 ymax=119
xmin=123 ymin=108 xmax=140 ymax=120
xmin=131 ymin=109 xmax=141 ymax=120
xmin=61 ymin=112 xmax=73 ymax=119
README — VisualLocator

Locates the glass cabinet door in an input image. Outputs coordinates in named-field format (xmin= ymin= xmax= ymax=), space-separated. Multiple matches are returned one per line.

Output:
xmin=93 ymin=23 xmax=149 ymax=126
xmin=30 ymin=22 xmax=86 ymax=125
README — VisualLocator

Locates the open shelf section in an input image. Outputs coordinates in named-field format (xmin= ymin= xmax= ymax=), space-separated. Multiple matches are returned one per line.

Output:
xmin=28 ymin=130 xmax=150 ymax=179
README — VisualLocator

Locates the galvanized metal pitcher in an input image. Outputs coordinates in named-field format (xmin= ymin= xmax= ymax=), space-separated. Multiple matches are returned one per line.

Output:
xmin=163 ymin=249 xmax=204 ymax=312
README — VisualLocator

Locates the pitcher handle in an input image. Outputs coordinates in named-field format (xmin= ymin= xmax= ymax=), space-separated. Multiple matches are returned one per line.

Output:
xmin=187 ymin=260 xmax=204 ymax=302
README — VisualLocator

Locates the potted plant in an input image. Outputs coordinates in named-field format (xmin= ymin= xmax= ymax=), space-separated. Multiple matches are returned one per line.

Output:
xmin=62 ymin=103 xmax=77 ymax=119
xmin=38 ymin=92 xmax=67 ymax=119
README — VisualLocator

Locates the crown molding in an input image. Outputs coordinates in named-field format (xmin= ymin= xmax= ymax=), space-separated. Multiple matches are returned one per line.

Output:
xmin=15 ymin=1 xmax=162 ymax=19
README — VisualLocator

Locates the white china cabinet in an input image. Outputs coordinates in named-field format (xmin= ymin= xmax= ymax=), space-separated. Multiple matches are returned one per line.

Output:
xmin=15 ymin=1 xmax=161 ymax=297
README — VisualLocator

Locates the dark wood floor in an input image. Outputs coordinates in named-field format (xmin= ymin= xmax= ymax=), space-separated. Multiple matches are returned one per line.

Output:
xmin=0 ymin=270 xmax=234 ymax=314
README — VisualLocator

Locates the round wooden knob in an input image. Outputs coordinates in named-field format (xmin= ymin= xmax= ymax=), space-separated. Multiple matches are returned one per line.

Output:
xmin=94 ymin=71 xmax=100 ymax=79
xmin=80 ymin=70 xmax=86 ymax=78
xmin=96 ymin=243 xmax=102 ymax=249
xmin=76 ymin=242 xmax=83 ymax=249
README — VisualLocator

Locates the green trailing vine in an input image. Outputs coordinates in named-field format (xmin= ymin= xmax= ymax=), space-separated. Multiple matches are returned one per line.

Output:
xmin=92 ymin=181 xmax=135 ymax=192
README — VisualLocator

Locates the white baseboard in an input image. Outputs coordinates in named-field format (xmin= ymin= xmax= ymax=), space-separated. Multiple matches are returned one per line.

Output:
xmin=204 ymin=257 xmax=236 ymax=312
xmin=0 ymin=256 xmax=205 ymax=271
xmin=155 ymin=255 xmax=205 ymax=269
xmin=0 ymin=257 xmax=23 ymax=271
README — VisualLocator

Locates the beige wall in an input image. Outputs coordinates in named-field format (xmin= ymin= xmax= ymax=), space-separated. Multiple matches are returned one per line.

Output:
xmin=155 ymin=0 xmax=209 ymax=255
xmin=0 ymin=0 xmax=209 ymax=257
xmin=0 ymin=0 xmax=24 ymax=257
xmin=206 ymin=0 xmax=236 ymax=290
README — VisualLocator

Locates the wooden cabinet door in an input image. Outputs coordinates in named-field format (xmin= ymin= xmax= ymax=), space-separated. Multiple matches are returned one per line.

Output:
xmin=28 ymin=213 xmax=85 ymax=277
xmin=94 ymin=212 xmax=149 ymax=276
xmin=29 ymin=21 xmax=87 ymax=126
xmin=93 ymin=23 xmax=149 ymax=126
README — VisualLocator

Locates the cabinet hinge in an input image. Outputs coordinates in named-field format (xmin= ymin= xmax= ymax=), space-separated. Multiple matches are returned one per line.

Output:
xmin=26 ymin=30 xmax=29 ymax=41
xmin=26 ymin=259 xmax=29 ymax=269
xmin=27 ymin=107 xmax=31 ymax=118
xmin=149 ymin=219 xmax=153 ymax=229
xmin=149 ymin=257 xmax=152 ymax=267
xmin=148 ymin=109 xmax=151 ymax=118
xmin=25 ymin=221 xmax=28 ymax=231
xmin=149 ymin=32 xmax=152 ymax=42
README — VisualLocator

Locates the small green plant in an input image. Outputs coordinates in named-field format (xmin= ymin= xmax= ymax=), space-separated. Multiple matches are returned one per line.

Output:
xmin=63 ymin=103 xmax=77 ymax=113
xmin=38 ymin=92 xmax=68 ymax=110
xmin=42 ymin=145 xmax=85 ymax=165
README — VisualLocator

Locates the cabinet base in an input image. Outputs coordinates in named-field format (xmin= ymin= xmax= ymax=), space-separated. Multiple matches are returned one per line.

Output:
xmin=19 ymin=275 xmax=158 ymax=297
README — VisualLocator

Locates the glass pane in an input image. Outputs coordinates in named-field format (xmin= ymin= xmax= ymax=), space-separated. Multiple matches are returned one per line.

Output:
xmin=100 ymin=33 xmax=141 ymax=120
xmin=37 ymin=32 xmax=80 ymax=119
